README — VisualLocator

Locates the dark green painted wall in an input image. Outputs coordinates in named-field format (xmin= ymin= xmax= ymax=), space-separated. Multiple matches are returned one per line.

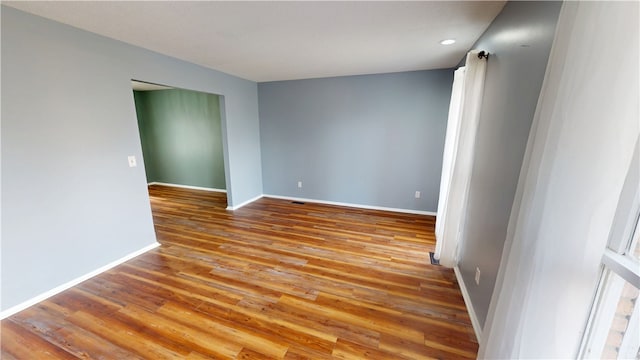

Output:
xmin=134 ymin=89 xmax=226 ymax=190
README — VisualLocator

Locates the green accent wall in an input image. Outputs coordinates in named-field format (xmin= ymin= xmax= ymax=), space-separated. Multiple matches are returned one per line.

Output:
xmin=134 ymin=89 xmax=226 ymax=190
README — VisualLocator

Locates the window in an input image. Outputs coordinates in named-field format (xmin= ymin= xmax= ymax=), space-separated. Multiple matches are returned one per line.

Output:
xmin=580 ymin=146 xmax=640 ymax=359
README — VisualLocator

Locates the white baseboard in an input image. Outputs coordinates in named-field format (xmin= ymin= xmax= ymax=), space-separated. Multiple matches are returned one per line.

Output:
xmin=0 ymin=242 xmax=160 ymax=320
xmin=453 ymin=265 xmax=483 ymax=341
xmin=226 ymin=194 xmax=264 ymax=211
xmin=148 ymin=182 xmax=226 ymax=193
xmin=146 ymin=186 xmax=435 ymax=216
xmin=263 ymin=194 xmax=437 ymax=216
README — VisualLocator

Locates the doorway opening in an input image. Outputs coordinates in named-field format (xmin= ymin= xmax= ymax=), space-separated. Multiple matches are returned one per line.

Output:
xmin=131 ymin=80 xmax=230 ymax=208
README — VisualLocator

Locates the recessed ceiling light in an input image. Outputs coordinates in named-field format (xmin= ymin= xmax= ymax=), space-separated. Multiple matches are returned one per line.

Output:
xmin=440 ymin=39 xmax=456 ymax=45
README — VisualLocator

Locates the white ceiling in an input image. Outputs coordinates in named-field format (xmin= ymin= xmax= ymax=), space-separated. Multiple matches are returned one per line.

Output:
xmin=4 ymin=1 xmax=506 ymax=82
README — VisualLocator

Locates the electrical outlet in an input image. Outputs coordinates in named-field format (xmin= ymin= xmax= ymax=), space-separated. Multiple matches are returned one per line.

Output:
xmin=475 ymin=267 xmax=481 ymax=285
xmin=415 ymin=191 xmax=421 ymax=199
xmin=128 ymin=155 xmax=137 ymax=167
xmin=297 ymin=181 xmax=303 ymax=188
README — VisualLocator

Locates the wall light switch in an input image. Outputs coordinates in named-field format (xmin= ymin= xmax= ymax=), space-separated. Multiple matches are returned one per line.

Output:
xmin=415 ymin=191 xmax=421 ymax=199
xmin=475 ymin=267 xmax=481 ymax=285
xmin=128 ymin=155 xmax=137 ymax=167
xmin=297 ymin=181 xmax=303 ymax=188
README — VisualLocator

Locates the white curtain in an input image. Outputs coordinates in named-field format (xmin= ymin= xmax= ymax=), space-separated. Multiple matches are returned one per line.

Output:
xmin=435 ymin=51 xmax=487 ymax=268
xmin=434 ymin=67 xmax=465 ymax=257
xmin=480 ymin=2 xmax=639 ymax=358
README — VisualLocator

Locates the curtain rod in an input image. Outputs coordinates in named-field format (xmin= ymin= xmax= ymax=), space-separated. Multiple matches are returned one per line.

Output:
xmin=478 ymin=51 xmax=490 ymax=60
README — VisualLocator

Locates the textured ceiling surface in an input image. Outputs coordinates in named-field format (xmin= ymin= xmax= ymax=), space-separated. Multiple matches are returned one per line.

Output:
xmin=5 ymin=1 xmax=506 ymax=82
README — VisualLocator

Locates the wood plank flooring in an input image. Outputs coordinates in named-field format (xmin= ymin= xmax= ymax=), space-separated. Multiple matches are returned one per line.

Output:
xmin=1 ymin=185 xmax=477 ymax=359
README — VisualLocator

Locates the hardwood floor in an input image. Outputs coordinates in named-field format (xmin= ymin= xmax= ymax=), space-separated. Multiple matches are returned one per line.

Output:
xmin=1 ymin=185 xmax=477 ymax=359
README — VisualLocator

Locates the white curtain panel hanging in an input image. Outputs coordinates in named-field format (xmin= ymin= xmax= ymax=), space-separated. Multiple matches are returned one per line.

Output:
xmin=434 ymin=67 xmax=465 ymax=258
xmin=435 ymin=50 xmax=487 ymax=268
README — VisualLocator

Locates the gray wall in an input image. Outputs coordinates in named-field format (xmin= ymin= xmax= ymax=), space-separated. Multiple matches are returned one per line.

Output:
xmin=1 ymin=7 xmax=262 ymax=311
xmin=134 ymin=89 xmax=226 ymax=190
xmin=455 ymin=1 xmax=562 ymax=328
xmin=259 ymin=70 xmax=453 ymax=212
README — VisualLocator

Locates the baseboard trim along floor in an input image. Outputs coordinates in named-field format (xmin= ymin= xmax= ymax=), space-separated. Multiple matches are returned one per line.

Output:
xmin=0 ymin=242 xmax=160 ymax=320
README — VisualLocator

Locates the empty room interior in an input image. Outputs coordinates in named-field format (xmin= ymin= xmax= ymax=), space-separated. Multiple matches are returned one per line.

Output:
xmin=1 ymin=1 xmax=638 ymax=359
